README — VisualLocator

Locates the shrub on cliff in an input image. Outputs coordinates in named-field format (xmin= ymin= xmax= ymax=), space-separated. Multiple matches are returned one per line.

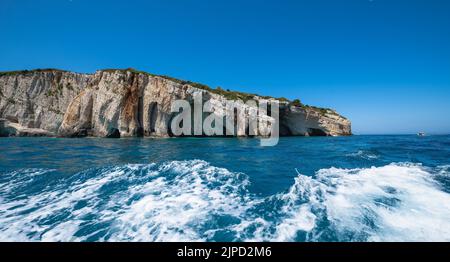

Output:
xmin=292 ymin=99 xmax=302 ymax=107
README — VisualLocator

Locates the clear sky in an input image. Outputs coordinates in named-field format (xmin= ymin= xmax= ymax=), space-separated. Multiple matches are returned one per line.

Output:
xmin=1 ymin=0 xmax=449 ymax=134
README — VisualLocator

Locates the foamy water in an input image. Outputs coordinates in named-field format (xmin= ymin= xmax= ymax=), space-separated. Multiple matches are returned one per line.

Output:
xmin=1 ymin=160 xmax=450 ymax=242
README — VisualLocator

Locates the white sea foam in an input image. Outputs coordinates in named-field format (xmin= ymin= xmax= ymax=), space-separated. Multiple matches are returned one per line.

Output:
xmin=436 ymin=165 xmax=450 ymax=177
xmin=266 ymin=163 xmax=450 ymax=242
xmin=0 ymin=165 xmax=146 ymax=241
xmin=346 ymin=150 xmax=379 ymax=160
xmin=0 ymin=160 xmax=254 ymax=242
xmin=108 ymin=160 xmax=253 ymax=241
xmin=1 ymin=161 xmax=450 ymax=242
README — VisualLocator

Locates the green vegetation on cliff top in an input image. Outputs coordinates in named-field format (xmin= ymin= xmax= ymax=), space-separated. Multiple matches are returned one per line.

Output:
xmin=0 ymin=69 xmax=68 ymax=77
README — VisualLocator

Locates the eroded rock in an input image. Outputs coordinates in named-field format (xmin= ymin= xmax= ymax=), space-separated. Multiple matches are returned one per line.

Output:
xmin=0 ymin=69 xmax=352 ymax=138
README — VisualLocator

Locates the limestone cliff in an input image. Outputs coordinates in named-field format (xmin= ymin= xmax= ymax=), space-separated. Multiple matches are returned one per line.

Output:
xmin=0 ymin=69 xmax=351 ymax=137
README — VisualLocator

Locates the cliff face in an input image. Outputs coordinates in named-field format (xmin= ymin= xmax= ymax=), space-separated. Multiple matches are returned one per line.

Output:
xmin=0 ymin=69 xmax=351 ymax=138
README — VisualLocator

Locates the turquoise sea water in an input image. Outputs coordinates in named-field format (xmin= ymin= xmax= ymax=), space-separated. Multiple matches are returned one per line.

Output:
xmin=1 ymin=135 xmax=450 ymax=241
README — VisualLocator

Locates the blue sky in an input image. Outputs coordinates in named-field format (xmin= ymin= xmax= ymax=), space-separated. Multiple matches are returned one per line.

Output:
xmin=1 ymin=0 xmax=449 ymax=134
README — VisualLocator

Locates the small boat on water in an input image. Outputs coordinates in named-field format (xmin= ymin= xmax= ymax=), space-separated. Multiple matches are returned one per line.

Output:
xmin=417 ymin=132 xmax=426 ymax=137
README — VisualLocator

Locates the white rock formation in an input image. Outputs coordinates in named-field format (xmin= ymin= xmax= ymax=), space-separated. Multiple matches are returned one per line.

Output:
xmin=0 ymin=69 xmax=351 ymax=138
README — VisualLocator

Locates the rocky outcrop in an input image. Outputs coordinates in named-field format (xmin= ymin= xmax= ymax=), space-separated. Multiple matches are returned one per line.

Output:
xmin=0 ymin=69 xmax=89 ymax=135
xmin=0 ymin=118 xmax=54 ymax=137
xmin=0 ymin=69 xmax=351 ymax=138
xmin=280 ymin=106 xmax=351 ymax=136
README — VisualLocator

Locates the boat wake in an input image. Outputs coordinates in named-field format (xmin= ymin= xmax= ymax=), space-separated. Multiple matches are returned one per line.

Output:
xmin=1 ymin=160 xmax=450 ymax=242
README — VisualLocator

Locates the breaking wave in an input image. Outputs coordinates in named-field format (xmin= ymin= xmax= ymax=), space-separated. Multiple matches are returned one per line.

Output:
xmin=1 ymin=160 xmax=450 ymax=242
xmin=346 ymin=150 xmax=379 ymax=160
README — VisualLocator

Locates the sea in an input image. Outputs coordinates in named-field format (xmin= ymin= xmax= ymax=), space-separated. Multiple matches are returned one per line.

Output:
xmin=0 ymin=135 xmax=449 ymax=242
